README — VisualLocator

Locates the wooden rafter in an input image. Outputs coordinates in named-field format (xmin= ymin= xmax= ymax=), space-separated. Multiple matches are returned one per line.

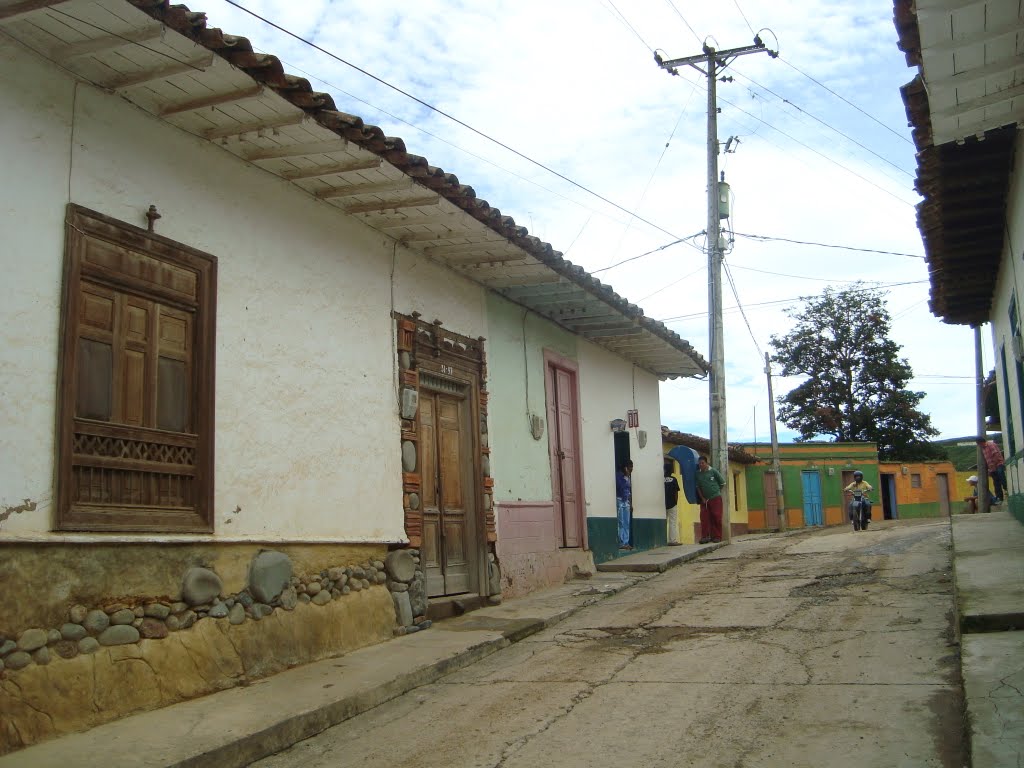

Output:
xmin=279 ymin=156 xmax=382 ymax=180
xmin=202 ymin=113 xmax=308 ymax=140
xmin=244 ymin=139 xmax=351 ymax=162
xmin=159 ymin=85 xmax=263 ymax=116
xmin=105 ymin=54 xmax=215 ymax=90
xmin=343 ymin=196 xmax=440 ymax=214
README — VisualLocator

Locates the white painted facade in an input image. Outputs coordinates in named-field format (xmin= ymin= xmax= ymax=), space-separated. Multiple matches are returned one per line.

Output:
xmin=578 ymin=342 xmax=665 ymax=522
xmin=989 ymin=131 xmax=1024 ymax=495
xmin=0 ymin=38 xmax=487 ymax=541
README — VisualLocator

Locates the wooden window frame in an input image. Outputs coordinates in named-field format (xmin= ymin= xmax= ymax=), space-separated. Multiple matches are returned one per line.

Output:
xmin=56 ymin=205 xmax=217 ymax=532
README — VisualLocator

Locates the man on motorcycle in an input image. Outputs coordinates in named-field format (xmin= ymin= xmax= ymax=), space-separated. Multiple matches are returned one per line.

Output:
xmin=843 ymin=470 xmax=873 ymax=530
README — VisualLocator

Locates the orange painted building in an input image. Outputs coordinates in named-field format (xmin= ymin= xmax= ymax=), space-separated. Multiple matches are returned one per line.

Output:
xmin=876 ymin=461 xmax=957 ymax=519
xmin=741 ymin=442 xmax=881 ymax=530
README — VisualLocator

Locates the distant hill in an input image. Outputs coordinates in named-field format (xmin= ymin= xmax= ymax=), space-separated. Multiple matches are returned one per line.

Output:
xmin=933 ymin=435 xmax=1003 ymax=472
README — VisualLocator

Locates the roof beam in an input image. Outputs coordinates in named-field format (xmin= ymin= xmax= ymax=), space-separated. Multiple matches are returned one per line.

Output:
xmin=932 ymin=107 xmax=1024 ymax=145
xmin=343 ymin=196 xmax=440 ymax=214
xmin=425 ymin=241 xmax=513 ymax=258
xmin=923 ymin=24 xmax=1024 ymax=54
xmin=0 ymin=0 xmax=70 ymax=21
xmin=445 ymin=254 xmax=526 ymax=266
xmin=397 ymin=230 xmax=471 ymax=244
xmin=931 ymin=82 xmax=1024 ymax=121
xmin=159 ymin=85 xmax=263 ymax=116
xmin=203 ymin=113 xmax=309 ymax=140
xmin=925 ymin=53 xmax=1024 ymax=91
xmin=315 ymin=180 xmax=416 ymax=200
xmin=244 ymin=140 xmax=351 ymax=162
xmin=105 ymin=54 xmax=214 ymax=90
xmin=368 ymin=214 xmax=464 ymax=229
xmin=50 ymin=24 xmax=164 ymax=61
xmin=279 ymin=156 xmax=382 ymax=180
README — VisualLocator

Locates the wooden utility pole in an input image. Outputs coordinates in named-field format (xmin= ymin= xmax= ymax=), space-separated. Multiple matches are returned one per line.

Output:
xmin=656 ymin=38 xmax=776 ymax=542
xmin=765 ymin=352 xmax=786 ymax=531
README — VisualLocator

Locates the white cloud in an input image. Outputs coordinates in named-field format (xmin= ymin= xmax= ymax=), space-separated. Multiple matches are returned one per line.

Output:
xmin=206 ymin=0 xmax=982 ymax=442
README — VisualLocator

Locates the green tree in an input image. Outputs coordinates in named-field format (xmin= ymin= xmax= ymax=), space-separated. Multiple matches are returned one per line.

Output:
xmin=769 ymin=284 xmax=939 ymax=461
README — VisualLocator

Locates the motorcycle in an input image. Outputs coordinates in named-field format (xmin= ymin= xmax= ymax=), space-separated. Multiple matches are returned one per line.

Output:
xmin=849 ymin=489 xmax=871 ymax=532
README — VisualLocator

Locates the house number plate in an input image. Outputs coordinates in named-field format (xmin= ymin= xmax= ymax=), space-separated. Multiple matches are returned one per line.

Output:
xmin=441 ymin=364 xmax=454 ymax=375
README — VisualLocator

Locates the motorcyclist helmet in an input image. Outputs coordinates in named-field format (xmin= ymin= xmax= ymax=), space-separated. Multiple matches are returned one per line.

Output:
xmin=853 ymin=470 xmax=863 ymax=480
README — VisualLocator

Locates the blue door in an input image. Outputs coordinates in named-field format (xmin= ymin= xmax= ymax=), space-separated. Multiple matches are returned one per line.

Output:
xmin=801 ymin=471 xmax=823 ymax=526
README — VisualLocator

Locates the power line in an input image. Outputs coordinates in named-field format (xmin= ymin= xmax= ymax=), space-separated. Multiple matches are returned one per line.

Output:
xmin=716 ymin=91 xmax=916 ymax=207
xmin=779 ymin=57 xmax=913 ymax=146
xmin=219 ymin=0 xmax=685 ymax=242
xmin=603 ymin=0 xmax=653 ymax=51
xmin=727 ymin=264 xmax=882 ymax=283
xmin=663 ymin=68 xmax=917 ymax=207
xmin=732 ymin=231 xmax=925 ymax=258
xmin=732 ymin=0 xmax=757 ymax=36
xmin=663 ymin=0 xmax=704 ymax=45
xmin=723 ymin=260 xmax=765 ymax=358
xmin=656 ymin=279 xmax=930 ymax=322
xmin=591 ymin=233 xmax=703 ymax=274
xmin=728 ymin=69 xmax=913 ymax=178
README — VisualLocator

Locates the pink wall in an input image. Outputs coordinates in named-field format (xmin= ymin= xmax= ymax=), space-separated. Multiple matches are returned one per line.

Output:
xmin=495 ymin=501 xmax=593 ymax=598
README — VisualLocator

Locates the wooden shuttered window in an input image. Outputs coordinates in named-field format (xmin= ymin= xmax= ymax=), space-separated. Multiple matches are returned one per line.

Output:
xmin=57 ymin=206 xmax=216 ymax=532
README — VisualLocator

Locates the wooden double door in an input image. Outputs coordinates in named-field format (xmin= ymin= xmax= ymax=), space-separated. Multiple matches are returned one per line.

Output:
xmin=419 ymin=377 xmax=479 ymax=597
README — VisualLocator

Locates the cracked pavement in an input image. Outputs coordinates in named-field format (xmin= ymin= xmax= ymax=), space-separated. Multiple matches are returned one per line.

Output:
xmin=253 ymin=519 xmax=965 ymax=768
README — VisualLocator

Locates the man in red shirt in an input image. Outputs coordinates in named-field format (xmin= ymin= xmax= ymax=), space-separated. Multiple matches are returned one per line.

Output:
xmin=976 ymin=436 xmax=1006 ymax=504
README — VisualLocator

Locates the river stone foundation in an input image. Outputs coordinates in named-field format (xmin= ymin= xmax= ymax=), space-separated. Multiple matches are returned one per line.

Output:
xmin=0 ymin=549 xmax=395 ymax=755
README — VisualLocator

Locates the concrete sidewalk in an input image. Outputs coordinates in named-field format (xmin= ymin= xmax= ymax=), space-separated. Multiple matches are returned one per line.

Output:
xmin=596 ymin=539 xmax=726 ymax=572
xmin=0 ymin=541 xmax=725 ymax=768
xmin=950 ymin=510 xmax=1024 ymax=768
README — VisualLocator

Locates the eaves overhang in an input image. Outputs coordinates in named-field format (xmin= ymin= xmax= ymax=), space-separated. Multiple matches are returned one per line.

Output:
xmin=0 ymin=0 xmax=709 ymax=379
xmin=894 ymin=0 xmax=1021 ymax=326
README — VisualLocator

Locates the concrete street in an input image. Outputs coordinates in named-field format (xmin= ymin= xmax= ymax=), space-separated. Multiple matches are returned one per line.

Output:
xmin=255 ymin=519 xmax=964 ymax=768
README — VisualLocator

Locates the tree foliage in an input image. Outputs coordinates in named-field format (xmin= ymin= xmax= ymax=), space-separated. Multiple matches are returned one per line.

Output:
xmin=769 ymin=284 xmax=939 ymax=461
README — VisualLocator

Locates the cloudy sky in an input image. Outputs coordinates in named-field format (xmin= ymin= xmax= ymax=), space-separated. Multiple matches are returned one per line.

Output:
xmin=208 ymin=0 xmax=984 ymax=443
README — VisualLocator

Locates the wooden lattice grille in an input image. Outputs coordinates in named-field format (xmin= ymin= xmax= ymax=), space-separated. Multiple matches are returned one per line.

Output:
xmin=57 ymin=206 xmax=216 ymax=532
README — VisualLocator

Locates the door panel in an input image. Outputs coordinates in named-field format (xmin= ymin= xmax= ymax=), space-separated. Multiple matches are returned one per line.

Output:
xmin=547 ymin=362 xmax=583 ymax=548
xmin=420 ymin=396 xmax=444 ymax=596
xmin=762 ymin=472 xmax=779 ymax=529
xmin=937 ymin=474 xmax=951 ymax=516
xmin=420 ymin=388 xmax=473 ymax=597
xmin=437 ymin=395 xmax=470 ymax=594
xmin=554 ymin=367 xmax=581 ymax=547
xmin=801 ymin=471 xmax=823 ymax=526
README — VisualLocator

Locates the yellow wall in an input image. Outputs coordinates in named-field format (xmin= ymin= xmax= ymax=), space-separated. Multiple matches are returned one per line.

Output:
xmin=662 ymin=442 xmax=749 ymax=542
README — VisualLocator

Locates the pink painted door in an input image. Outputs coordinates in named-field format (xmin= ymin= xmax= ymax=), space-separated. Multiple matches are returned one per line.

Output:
xmin=547 ymin=362 xmax=582 ymax=548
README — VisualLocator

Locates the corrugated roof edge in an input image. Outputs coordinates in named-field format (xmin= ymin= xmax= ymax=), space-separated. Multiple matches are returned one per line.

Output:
xmin=130 ymin=0 xmax=709 ymax=375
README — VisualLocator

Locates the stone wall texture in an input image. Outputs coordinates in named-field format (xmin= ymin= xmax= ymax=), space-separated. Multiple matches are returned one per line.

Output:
xmin=0 ymin=588 xmax=395 ymax=753
xmin=0 ymin=542 xmax=385 ymax=635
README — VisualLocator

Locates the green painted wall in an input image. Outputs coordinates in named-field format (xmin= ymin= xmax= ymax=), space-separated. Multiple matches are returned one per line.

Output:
xmin=588 ymin=517 xmax=667 ymax=564
xmin=894 ymin=502 xmax=943 ymax=519
xmin=741 ymin=443 xmax=880 ymax=518
xmin=486 ymin=294 xmax=577 ymax=501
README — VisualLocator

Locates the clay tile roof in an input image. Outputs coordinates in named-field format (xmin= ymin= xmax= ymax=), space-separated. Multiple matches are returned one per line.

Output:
xmin=661 ymin=427 xmax=759 ymax=465
xmin=110 ymin=0 xmax=710 ymax=378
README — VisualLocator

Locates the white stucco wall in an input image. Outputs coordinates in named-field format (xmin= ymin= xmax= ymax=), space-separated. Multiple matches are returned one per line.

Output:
xmin=485 ymin=294 xmax=577 ymax=502
xmin=0 ymin=39 xmax=486 ymax=540
xmin=578 ymin=342 xmax=664 ymax=521
xmin=990 ymin=130 xmax=1024 ymax=474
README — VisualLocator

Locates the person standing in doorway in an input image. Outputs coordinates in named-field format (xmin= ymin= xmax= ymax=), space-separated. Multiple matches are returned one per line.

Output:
xmin=696 ymin=455 xmax=726 ymax=544
xmin=616 ymin=460 xmax=634 ymax=550
xmin=976 ymin=436 xmax=1006 ymax=504
xmin=664 ymin=460 xmax=682 ymax=546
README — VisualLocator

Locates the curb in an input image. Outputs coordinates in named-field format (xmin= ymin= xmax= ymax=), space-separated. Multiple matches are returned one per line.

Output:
xmin=596 ymin=541 xmax=727 ymax=573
